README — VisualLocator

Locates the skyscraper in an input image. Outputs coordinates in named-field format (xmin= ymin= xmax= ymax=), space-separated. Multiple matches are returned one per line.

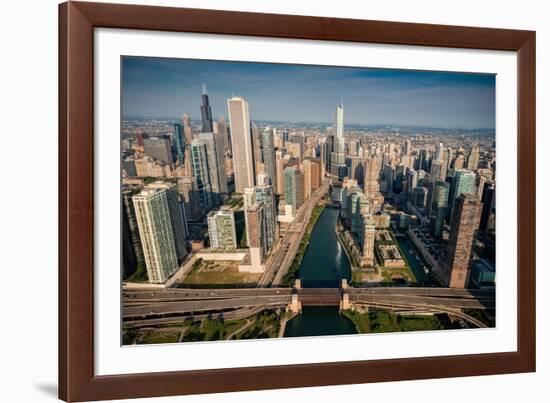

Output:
xmin=227 ymin=96 xmax=255 ymax=192
xmin=254 ymin=183 xmax=277 ymax=251
xmin=403 ymin=139 xmax=412 ymax=156
xmin=479 ymin=181 xmax=496 ymax=233
xmin=143 ymin=136 xmax=173 ymax=165
xmin=260 ymin=127 xmax=277 ymax=190
xmin=173 ymin=123 xmax=185 ymax=165
xmin=364 ymin=155 xmax=382 ymax=197
xmin=244 ymin=203 xmax=267 ymax=272
xmin=302 ymin=159 xmax=313 ymax=199
xmin=182 ymin=114 xmax=194 ymax=143
xmin=435 ymin=142 xmax=445 ymax=161
xmin=324 ymin=134 xmax=334 ymax=175
xmin=445 ymin=194 xmax=483 ymax=288
xmin=200 ymin=84 xmax=213 ymax=133
xmin=284 ymin=166 xmax=303 ymax=216
xmin=430 ymin=159 xmax=447 ymax=182
xmin=190 ymin=139 xmax=213 ymax=211
xmin=330 ymin=104 xmax=347 ymax=179
xmin=122 ymin=188 xmax=145 ymax=278
xmin=275 ymin=150 xmax=285 ymax=195
xmin=207 ymin=209 xmax=237 ymax=249
xmin=213 ymin=115 xmax=229 ymax=155
xmin=467 ymin=146 xmax=480 ymax=171
xmin=212 ymin=129 xmax=228 ymax=194
xmin=450 ymin=169 xmax=476 ymax=218
xmin=383 ymin=164 xmax=394 ymax=194
xmin=176 ymin=177 xmax=203 ymax=221
xmin=132 ymin=188 xmax=178 ymax=284
xmin=349 ymin=156 xmax=365 ymax=185
xmin=145 ymin=181 xmax=188 ymax=261
xmin=197 ymin=132 xmax=223 ymax=205
xmin=359 ymin=214 xmax=376 ymax=266
xmin=430 ymin=180 xmax=450 ymax=238
xmin=251 ymin=122 xmax=263 ymax=175
xmin=412 ymin=186 xmax=428 ymax=208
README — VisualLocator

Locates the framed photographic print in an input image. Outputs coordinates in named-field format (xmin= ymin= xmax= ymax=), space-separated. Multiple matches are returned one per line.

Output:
xmin=59 ymin=1 xmax=536 ymax=401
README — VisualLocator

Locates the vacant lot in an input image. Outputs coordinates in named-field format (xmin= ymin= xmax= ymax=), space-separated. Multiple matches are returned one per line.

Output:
xmin=180 ymin=260 xmax=261 ymax=286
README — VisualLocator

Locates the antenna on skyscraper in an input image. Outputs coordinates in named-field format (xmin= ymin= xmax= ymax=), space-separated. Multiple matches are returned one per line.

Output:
xmin=202 ymin=83 xmax=207 ymax=95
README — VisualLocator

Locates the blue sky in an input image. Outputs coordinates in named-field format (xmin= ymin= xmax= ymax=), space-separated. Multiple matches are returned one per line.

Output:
xmin=122 ymin=57 xmax=496 ymax=129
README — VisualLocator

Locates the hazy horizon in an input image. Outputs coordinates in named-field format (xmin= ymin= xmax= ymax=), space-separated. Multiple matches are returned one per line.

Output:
xmin=122 ymin=57 xmax=496 ymax=129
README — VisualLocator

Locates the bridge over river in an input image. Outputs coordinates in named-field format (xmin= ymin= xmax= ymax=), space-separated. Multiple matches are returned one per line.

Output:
xmin=123 ymin=197 xmax=495 ymax=333
xmin=123 ymin=286 xmax=494 ymax=328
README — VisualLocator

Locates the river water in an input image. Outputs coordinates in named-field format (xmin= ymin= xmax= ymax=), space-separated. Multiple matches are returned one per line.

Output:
xmin=284 ymin=207 xmax=357 ymax=337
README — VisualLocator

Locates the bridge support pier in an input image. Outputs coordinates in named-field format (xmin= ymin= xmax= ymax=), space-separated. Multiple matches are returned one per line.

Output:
xmin=294 ymin=279 xmax=301 ymax=289
xmin=341 ymin=278 xmax=348 ymax=290
xmin=340 ymin=293 xmax=350 ymax=311
xmin=290 ymin=294 xmax=302 ymax=313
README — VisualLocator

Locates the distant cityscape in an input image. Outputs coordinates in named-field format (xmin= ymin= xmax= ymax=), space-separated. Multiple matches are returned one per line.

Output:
xmin=121 ymin=59 xmax=496 ymax=345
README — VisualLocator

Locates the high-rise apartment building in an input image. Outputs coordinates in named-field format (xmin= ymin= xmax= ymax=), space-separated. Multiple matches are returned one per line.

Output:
xmin=207 ymin=209 xmax=237 ymax=249
xmin=176 ymin=177 xmax=203 ymax=221
xmin=254 ymin=183 xmax=277 ymax=250
xmin=450 ymin=169 xmax=476 ymax=217
xmin=359 ymin=214 xmax=376 ymax=266
xmin=243 ymin=203 xmax=267 ymax=272
xmin=349 ymin=156 xmax=365 ymax=185
xmin=430 ymin=159 xmax=447 ymax=182
xmin=173 ymin=123 xmax=185 ymax=165
xmin=122 ymin=188 xmax=145 ymax=278
xmin=260 ymin=127 xmax=277 ymax=190
xmin=445 ymin=194 xmax=483 ymax=288
xmin=467 ymin=146 xmax=480 ymax=171
xmin=480 ymin=181 xmax=496 ymax=233
xmin=145 ymin=181 xmax=188 ymax=261
xmin=302 ymin=159 xmax=313 ymax=199
xmin=132 ymin=188 xmax=179 ymax=284
xmin=251 ymin=122 xmax=263 ymax=175
xmin=197 ymin=132 xmax=223 ymax=205
xmin=275 ymin=150 xmax=285 ymax=195
xmin=284 ymin=166 xmax=303 ymax=216
xmin=435 ymin=142 xmax=445 ymax=161
xmin=430 ymin=180 xmax=450 ymax=238
xmin=383 ymin=164 xmax=394 ymax=194
xmin=212 ymin=129 xmax=228 ymax=194
xmin=227 ymin=96 xmax=255 ymax=192
xmin=190 ymin=139 xmax=213 ymax=211
xmin=364 ymin=155 xmax=382 ymax=197
xmin=213 ymin=115 xmax=229 ymax=155
xmin=182 ymin=114 xmax=194 ymax=143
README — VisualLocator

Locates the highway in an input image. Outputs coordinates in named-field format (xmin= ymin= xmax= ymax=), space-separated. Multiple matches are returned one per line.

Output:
xmin=348 ymin=294 xmax=493 ymax=310
xmin=348 ymin=287 xmax=495 ymax=299
xmin=123 ymin=295 xmax=291 ymax=318
xmin=258 ymin=181 xmax=329 ymax=286
xmin=123 ymin=288 xmax=292 ymax=303
xmin=122 ymin=286 xmax=494 ymax=329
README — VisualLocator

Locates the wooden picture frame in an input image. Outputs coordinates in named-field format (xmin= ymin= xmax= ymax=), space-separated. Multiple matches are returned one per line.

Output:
xmin=59 ymin=1 xmax=536 ymax=401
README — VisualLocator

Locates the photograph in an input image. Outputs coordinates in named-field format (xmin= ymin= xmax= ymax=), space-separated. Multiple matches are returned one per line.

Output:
xmin=120 ymin=56 xmax=496 ymax=345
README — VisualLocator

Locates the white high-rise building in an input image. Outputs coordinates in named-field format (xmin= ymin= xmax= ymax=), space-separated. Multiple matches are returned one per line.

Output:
xmin=330 ymin=104 xmax=347 ymax=179
xmin=207 ymin=209 xmax=237 ymax=249
xmin=132 ymin=188 xmax=178 ymax=284
xmin=435 ymin=142 xmax=445 ymax=161
xmin=227 ymin=96 xmax=255 ymax=192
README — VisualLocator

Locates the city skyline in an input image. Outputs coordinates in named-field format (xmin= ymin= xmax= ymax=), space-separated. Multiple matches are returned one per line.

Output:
xmin=121 ymin=57 xmax=496 ymax=345
xmin=122 ymin=57 xmax=496 ymax=129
